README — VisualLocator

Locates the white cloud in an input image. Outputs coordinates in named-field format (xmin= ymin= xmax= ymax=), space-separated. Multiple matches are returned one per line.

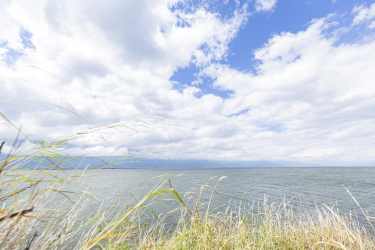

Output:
xmin=0 ymin=1 xmax=248 ymax=154
xmin=1 ymin=1 xmax=375 ymax=166
xmin=352 ymin=3 xmax=375 ymax=28
xmin=197 ymin=17 xmax=375 ymax=165
xmin=64 ymin=146 xmax=129 ymax=157
xmin=254 ymin=0 xmax=278 ymax=12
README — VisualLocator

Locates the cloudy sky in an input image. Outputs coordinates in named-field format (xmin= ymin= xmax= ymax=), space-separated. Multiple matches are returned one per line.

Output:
xmin=1 ymin=0 xmax=375 ymax=166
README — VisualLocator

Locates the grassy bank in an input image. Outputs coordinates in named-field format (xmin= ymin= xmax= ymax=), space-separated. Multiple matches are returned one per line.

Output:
xmin=0 ymin=141 xmax=375 ymax=249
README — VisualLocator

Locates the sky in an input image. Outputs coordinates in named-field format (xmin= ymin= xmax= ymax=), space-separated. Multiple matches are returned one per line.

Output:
xmin=1 ymin=0 xmax=375 ymax=166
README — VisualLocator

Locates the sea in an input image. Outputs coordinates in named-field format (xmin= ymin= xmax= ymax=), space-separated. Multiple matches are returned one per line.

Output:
xmin=74 ymin=167 xmax=375 ymax=232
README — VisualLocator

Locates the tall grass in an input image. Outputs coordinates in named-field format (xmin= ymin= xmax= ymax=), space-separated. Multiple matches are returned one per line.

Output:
xmin=0 ymin=121 xmax=375 ymax=249
xmin=82 ymin=176 xmax=375 ymax=250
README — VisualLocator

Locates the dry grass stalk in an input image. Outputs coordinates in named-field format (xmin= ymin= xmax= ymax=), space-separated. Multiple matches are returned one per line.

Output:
xmin=0 ymin=112 xmax=374 ymax=249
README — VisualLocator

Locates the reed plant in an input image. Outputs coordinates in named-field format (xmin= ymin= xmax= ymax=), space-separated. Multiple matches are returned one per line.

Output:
xmin=0 ymin=118 xmax=374 ymax=249
xmin=83 ymin=176 xmax=375 ymax=250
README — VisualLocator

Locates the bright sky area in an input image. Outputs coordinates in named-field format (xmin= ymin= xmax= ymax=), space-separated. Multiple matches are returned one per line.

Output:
xmin=1 ymin=0 xmax=375 ymax=166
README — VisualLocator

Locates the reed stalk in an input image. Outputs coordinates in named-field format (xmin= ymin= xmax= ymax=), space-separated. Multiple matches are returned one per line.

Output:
xmin=0 ymin=114 xmax=374 ymax=249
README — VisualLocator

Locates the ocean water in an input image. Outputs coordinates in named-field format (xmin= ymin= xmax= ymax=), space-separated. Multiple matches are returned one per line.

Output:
xmin=80 ymin=167 xmax=375 ymax=231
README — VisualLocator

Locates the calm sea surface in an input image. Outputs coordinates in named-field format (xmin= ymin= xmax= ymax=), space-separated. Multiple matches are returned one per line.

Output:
xmin=76 ymin=167 xmax=375 ymax=229
xmin=68 ymin=167 xmax=375 ymax=231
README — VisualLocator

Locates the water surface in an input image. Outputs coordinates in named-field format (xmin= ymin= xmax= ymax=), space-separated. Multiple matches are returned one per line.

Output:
xmin=77 ymin=167 xmax=375 ymax=231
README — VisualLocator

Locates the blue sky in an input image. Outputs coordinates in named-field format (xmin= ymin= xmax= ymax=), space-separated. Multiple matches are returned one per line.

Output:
xmin=172 ymin=0 xmax=375 ymax=100
xmin=1 ymin=0 xmax=375 ymax=165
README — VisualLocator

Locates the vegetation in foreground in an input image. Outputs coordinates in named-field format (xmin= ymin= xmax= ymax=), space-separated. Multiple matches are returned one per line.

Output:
xmin=0 ymin=127 xmax=374 ymax=249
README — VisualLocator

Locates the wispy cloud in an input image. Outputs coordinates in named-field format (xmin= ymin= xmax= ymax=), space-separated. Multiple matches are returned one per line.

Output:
xmin=352 ymin=3 xmax=375 ymax=28
xmin=254 ymin=0 xmax=278 ymax=12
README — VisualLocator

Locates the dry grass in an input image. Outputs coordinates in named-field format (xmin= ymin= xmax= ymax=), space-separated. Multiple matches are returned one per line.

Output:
xmin=0 ymin=134 xmax=94 ymax=249
xmin=91 ymin=177 xmax=375 ymax=250
xmin=0 ymin=126 xmax=374 ymax=249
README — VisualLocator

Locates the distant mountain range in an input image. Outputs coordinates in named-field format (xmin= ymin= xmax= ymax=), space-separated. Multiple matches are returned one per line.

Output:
xmin=11 ymin=157 xmax=320 ymax=169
